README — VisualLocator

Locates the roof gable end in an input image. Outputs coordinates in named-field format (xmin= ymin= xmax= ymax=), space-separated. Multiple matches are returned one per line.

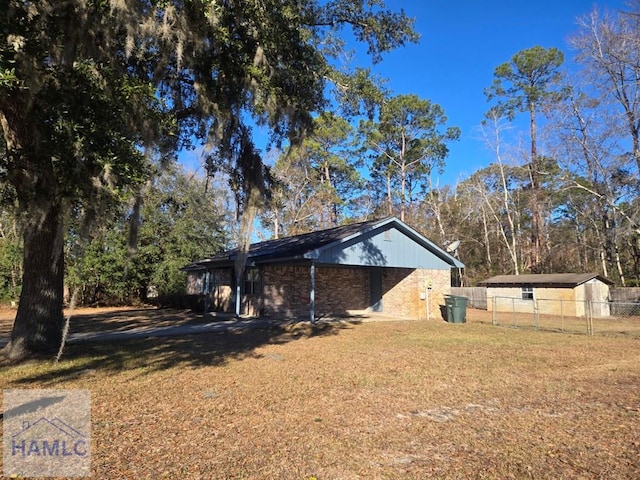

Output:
xmin=306 ymin=217 xmax=463 ymax=269
xmin=183 ymin=217 xmax=463 ymax=270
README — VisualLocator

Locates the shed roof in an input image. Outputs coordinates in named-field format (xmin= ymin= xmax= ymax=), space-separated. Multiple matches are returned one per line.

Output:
xmin=183 ymin=216 xmax=464 ymax=270
xmin=479 ymin=273 xmax=614 ymax=288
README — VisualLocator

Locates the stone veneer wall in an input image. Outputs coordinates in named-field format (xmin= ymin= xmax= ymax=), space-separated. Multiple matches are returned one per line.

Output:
xmin=187 ymin=268 xmax=234 ymax=312
xmin=186 ymin=272 xmax=202 ymax=295
xmin=382 ymin=268 xmax=452 ymax=319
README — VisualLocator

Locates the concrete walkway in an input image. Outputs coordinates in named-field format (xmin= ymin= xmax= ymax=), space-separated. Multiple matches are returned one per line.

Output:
xmin=0 ymin=310 xmax=413 ymax=349
xmin=0 ymin=317 xmax=299 ymax=348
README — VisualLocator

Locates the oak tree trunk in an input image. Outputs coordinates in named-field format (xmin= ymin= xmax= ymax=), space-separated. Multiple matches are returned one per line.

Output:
xmin=3 ymin=200 xmax=65 ymax=360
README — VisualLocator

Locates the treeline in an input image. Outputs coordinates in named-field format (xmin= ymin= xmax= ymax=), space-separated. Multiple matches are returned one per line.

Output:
xmin=0 ymin=165 xmax=230 ymax=305
xmin=258 ymin=5 xmax=640 ymax=287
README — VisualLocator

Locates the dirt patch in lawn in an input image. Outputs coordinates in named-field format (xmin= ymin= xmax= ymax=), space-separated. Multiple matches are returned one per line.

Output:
xmin=1 ymin=308 xmax=639 ymax=479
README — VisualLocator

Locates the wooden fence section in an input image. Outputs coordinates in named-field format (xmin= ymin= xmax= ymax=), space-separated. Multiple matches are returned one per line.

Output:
xmin=610 ymin=287 xmax=640 ymax=303
xmin=450 ymin=287 xmax=487 ymax=309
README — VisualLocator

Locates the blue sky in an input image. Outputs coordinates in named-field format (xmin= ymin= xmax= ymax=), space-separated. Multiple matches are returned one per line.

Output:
xmin=180 ymin=0 xmax=629 ymax=186
xmin=365 ymin=0 xmax=629 ymax=185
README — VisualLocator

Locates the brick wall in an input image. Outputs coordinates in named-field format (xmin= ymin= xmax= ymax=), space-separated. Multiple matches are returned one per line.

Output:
xmin=382 ymin=268 xmax=451 ymax=319
xmin=316 ymin=267 xmax=369 ymax=314
xmin=263 ymin=265 xmax=310 ymax=317
xmin=262 ymin=264 xmax=451 ymax=320
xmin=192 ymin=264 xmax=452 ymax=319
xmin=262 ymin=265 xmax=369 ymax=317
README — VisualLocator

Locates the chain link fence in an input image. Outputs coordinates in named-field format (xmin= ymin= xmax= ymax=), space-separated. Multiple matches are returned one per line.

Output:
xmin=490 ymin=296 xmax=640 ymax=337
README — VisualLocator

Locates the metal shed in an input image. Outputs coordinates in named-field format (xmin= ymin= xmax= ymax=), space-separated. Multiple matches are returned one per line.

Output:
xmin=183 ymin=217 xmax=464 ymax=321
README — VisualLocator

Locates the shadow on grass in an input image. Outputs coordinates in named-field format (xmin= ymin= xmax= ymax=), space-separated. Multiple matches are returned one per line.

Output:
xmin=6 ymin=317 xmax=361 ymax=386
xmin=66 ymin=307 xmax=221 ymax=333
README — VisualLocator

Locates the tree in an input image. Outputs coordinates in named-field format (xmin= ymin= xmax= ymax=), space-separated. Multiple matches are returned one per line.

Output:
xmin=139 ymin=167 xmax=231 ymax=298
xmin=1 ymin=1 xmax=160 ymax=359
xmin=570 ymin=6 xmax=640 ymax=175
xmin=475 ymin=112 xmax=525 ymax=275
xmin=66 ymin=165 xmax=231 ymax=304
xmin=0 ymin=0 xmax=418 ymax=359
xmin=264 ymin=112 xmax=364 ymax=236
xmin=361 ymin=94 xmax=460 ymax=222
xmin=568 ymin=6 xmax=640 ymax=284
xmin=485 ymin=46 xmax=566 ymax=272
xmin=0 ymin=206 xmax=21 ymax=303
xmin=548 ymin=83 xmax=638 ymax=284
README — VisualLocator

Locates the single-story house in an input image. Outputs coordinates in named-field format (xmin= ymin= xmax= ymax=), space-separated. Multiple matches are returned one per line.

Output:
xmin=183 ymin=217 xmax=464 ymax=321
xmin=479 ymin=273 xmax=613 ymax=317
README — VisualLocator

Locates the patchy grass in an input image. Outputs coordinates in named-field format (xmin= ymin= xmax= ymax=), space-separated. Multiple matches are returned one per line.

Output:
xmin=1 ymin=308 xmax=639 ymax=479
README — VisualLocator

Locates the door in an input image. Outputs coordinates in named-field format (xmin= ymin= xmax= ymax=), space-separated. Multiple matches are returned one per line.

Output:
xmin=370 ymin=267 xmax=383 ymax=312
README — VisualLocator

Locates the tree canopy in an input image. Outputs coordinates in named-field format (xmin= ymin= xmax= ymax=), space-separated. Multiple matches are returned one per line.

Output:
xmin=485 ymin=45 xmax=566 ymax=272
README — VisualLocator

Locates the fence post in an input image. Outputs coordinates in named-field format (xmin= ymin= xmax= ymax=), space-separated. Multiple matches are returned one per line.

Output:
xmin=492 ymin=296 xmax=497 ymax=326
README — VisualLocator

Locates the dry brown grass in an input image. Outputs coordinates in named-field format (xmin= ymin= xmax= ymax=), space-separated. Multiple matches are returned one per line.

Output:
xmin=1 ymin=307 xmax=639 ymax=479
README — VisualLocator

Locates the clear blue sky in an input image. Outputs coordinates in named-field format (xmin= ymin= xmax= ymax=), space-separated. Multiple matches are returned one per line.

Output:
xmin=180 ymin=1 xmax=629 ymax=185
xmin=368 ymin=0 xmax=629 ymax=185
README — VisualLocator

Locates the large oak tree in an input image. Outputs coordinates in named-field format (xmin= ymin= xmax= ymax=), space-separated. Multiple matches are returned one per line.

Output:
xmin=0 ymin=0 xmax=417 ymax=359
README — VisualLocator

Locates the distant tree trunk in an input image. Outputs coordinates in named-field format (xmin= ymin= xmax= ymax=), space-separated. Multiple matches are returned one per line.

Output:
xmin=322 ymin=162 xmax=338 ymax=227
xmin=3 ymin=200 xmax=65 ymax=360
xmin=615 ymin=245 xmax=626 ymax=286
xmin=528 ymin=100 xmax=544 ymax=272
xmin=273 ymin=214 xmax=280 ymax=239
xmin=400 ymin=165 xmax=407 ymax=222
xmin=481 ymin=208 xmax=492 ymax=267
xmin=386 ymin=172 xmax=393 ymax=216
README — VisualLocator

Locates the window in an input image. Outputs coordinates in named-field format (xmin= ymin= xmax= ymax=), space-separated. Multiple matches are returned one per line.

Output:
xmin=521 ymin=286 xmax=534 ymax=300
xmin=244 ymin=268 xmax=261 ymax=295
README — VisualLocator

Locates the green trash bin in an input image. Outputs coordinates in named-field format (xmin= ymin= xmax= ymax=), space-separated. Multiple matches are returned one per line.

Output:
xmin=445 ymin=295 xmax=467 ymax=323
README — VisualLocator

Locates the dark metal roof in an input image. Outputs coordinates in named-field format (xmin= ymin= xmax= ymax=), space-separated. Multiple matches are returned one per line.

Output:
xmin=183 ymin=216 xmax=463 ymax=270
xmin=479 ymin=273 xmax=614 ymax=288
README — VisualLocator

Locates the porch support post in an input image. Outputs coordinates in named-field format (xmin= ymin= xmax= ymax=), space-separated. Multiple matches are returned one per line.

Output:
xmin=235 ymin=281 xmax=241 ymax=317
xmin=310 ymin=262 xmax=316 ymax=323
xmin=203 ymin=270 xmax=210 ymax=316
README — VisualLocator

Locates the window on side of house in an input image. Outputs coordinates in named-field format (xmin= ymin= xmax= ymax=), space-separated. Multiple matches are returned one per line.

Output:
xmin=244 ymin=267 xmax=261 ymax=295
xmin=521 ymin=286 xmax=534 ymax=300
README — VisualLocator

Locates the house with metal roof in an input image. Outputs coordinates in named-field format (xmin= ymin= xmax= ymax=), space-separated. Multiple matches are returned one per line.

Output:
xmin=183 ymin=217 xmax=464 ymax=321
xmin=479 ymin=273 xmax=613 ymax=317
